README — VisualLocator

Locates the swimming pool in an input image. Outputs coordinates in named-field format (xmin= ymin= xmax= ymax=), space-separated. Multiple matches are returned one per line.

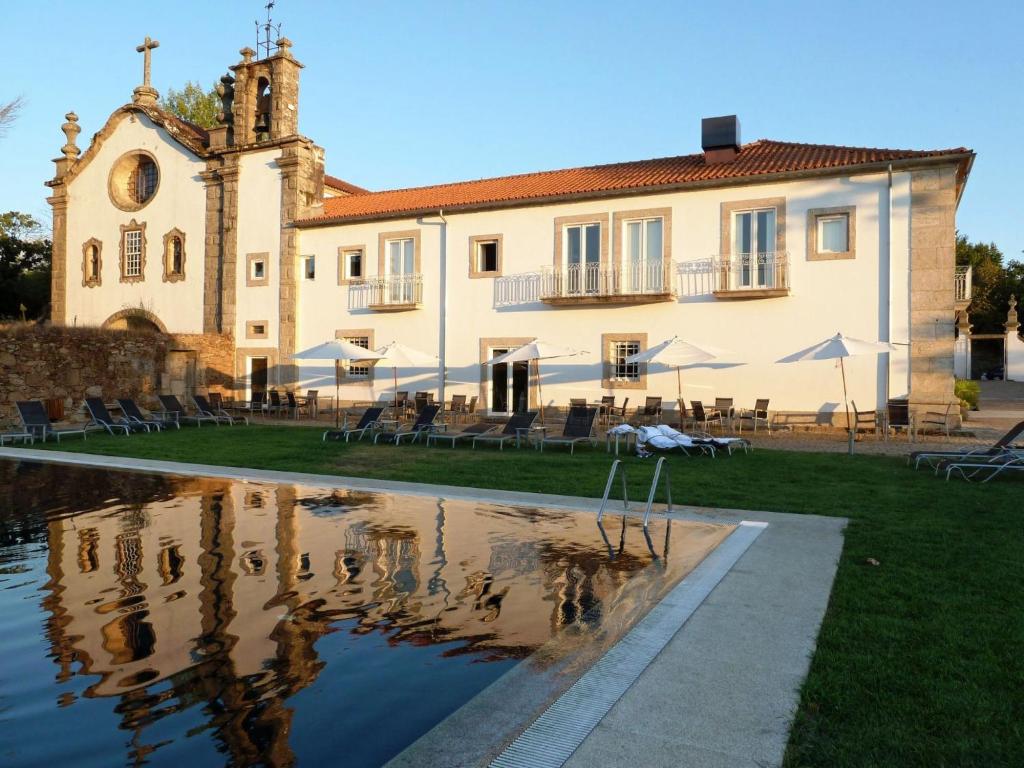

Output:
xmin=0 ymin=459 xmax=733 ymax=767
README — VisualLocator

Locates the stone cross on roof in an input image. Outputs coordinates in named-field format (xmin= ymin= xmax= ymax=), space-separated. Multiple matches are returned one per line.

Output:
xmin=136 ymin=36 xmax=159 ymax=87
xmin=132 ymin=36 xmax=160 ymax=106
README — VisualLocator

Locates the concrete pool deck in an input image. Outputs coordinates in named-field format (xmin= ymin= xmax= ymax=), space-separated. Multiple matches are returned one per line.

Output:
xmin=0 ymin=447 xmax=847 ymax=768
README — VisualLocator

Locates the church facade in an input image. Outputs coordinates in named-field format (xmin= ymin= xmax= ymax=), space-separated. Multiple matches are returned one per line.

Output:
xmin=48 ymin=36 xmax=974 ymax=421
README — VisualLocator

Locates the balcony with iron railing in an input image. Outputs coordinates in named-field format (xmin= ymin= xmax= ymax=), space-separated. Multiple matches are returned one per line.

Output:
xmin=365 ymin=274 xmax=423 ymax=311
xmin=679 ymin=252 xmax=790 ymax=299
xmin=955 ymin=265 xmax=972 ymax=308
xmin=539 ymin=259 xmax=676 ymax=305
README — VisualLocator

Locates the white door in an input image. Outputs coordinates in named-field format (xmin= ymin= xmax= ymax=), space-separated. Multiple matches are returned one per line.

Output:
xmin=733 ymin=209 xmax=776 ymax=288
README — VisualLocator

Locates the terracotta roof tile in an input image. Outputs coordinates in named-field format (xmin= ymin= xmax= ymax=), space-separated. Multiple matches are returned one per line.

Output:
xmin=298 ymin=140 xmax=971 ymax=225
xmin=324 ymin=174 xmax=370 ymax=195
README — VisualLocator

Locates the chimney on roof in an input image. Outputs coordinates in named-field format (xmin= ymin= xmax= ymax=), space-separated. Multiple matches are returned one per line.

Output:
xmin=702 ymin=115 xmax=741 ymax=163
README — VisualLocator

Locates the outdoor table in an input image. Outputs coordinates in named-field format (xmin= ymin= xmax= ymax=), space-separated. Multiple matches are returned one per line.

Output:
xmin=516 ymin=425 xmax=548 ymax=449
xmin=0 ymin=431 xmax=34 ymax=446
xmin=605 ymin=430 xmax=636 ymax=456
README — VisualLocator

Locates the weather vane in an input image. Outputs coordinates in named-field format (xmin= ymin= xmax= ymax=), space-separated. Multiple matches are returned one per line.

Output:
xmin=255 ymin=1 xmax=283 ymax=59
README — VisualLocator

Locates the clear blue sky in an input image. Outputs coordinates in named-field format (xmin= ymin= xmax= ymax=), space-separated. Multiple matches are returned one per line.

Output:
xmin=3 ymin=0 xmax=1021 ymax=261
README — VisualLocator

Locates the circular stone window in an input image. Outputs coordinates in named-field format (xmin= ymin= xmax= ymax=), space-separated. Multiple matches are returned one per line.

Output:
xmin=108 ymin=151 xmax=160 ymax=211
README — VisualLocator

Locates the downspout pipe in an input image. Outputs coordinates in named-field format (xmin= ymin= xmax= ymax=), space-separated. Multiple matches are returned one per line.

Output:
xmin=437 ymin=209 xmax=448 ymax=407
xmin=885 ymin=163 xmax=893 ymax=406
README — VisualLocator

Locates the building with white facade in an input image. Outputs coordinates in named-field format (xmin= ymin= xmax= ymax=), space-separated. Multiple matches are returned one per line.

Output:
xmin=48 ymin=36 xmax=974 ymax=422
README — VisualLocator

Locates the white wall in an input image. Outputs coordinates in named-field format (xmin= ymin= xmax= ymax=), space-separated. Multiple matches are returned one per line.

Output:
xmin=1007 ymin=332 xmax=1024 ymax=382
xmin=65 ymin=114 xmax=208 ymax=333
xmin=295 ymin=172 xmax=911 ymax=416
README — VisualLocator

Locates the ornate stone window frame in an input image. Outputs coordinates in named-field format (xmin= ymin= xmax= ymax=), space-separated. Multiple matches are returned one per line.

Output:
xmin=377 ymin=230 xmax=422 ymax=275
xmin=719 ymin=196 xmax=787 ymax=258
xmin=806 ymin=205 xmax=856 ymax=261
xmin=119 ymin=219 xmax=147 ymax=284
xmin=81 ymin=237 xmax=102 ymax=287
xmin=612 ymin=208 xmax=672 ymax=274
xmin=162 ymin=228 xmax=186 ymax=283
xmin=247 ymin=252 xmax=270 ymax=287
xmin=245 ymin=320 xmax=269 ymax=340
xmin=337 ymin=244 xmax=366 ymax=285
xmin=601 ymin=332 xmax=648 ymax=390
xmin=468 ymin=234 xmax=503 ymax=278
xmin=553 ymin=213 xmax=610 ymax=271
xmin=334 ymin=329 xmax=375 ymax=382
xmin=108 ymin=150 xmax=161 ymax=212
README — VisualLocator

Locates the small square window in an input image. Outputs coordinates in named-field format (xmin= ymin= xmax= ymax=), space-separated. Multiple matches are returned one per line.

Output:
xmin=303 ymin=255 xmax=316 ymax=280
xmin=253 ymin=260 xmax=265 ymax=280
xmin=477 ymin=241 xmax=498 ymax=273
xmin=612 ymin=341 xmax=641 ymax=382
xmin=252 ymin=324 xmax=265 ymax=335
xmin=817 ymin=214 xmax=849 ymax=253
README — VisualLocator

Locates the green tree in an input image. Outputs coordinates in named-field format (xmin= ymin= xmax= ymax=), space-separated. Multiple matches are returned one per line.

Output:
xmin=160 ymin=81 xmax=220 ymax=129
xmin=0 ymin=212 xmax=51 ymax=321
xmin=954 ymin=233 xmax=1024 ymax=333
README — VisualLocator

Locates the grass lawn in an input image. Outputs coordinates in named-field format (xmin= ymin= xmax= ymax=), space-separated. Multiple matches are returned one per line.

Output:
xmin=28 ymin=425 xmax=1023 ymax=767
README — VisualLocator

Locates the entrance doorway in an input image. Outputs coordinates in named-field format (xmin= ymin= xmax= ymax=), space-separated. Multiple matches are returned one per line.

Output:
xmin=247 ymin=356 xmax=269 ymax=400
xmin=489 ymin=348 xmax=529 ymax=414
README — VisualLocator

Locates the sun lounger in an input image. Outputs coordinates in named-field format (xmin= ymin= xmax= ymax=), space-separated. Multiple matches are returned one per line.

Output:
xmin=426 ymin=420 xmax=499 ymax=447
xmin=116 ymin=398 xmax=168 ymax=431
xmin=158 ymin=394 xmax=218 ymax=427
xmin=941 ymin=450 xmax=1024 ymax=483
xmin=323 ymin=406 xmax=384 ymax=442
xmin=374 ymin=404 xmax=441 ymax=444
xmin=540 ymin=406 xmax=597 ymax=454
xmin=910 ymin=420 xmax=1024 ymax=470
xmin=472 ymin=411 xmax=538 ymax=450
xmin=16 ymin=400 xmax=89 ymax=443
xmin=84 ymin=397 xmax=132 ymax=436
xmin=193 ymin=394 xmax=249 ymax=425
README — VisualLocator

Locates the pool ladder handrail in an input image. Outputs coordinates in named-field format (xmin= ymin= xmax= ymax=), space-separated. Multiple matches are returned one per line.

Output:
xmin=643 ymin=456 xmax=673 ymax=527
xmin=597 ymin=457 xmax=673 ymax=528
xmin=597 ymin=459 xmax=629 ymax=523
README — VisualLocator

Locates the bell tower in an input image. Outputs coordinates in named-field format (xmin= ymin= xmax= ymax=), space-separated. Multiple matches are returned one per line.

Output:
xmin=228 ymin=38 xmax=302 ymax=146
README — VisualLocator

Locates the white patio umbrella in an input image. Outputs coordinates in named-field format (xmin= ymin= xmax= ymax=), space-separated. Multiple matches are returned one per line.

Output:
xmin=625 ymin=336 xmax=732 ymax=404
xmin=486 ymin=340 xmax=586 ymax=423
xmin=372 ymin=341 xmax=438 ymax=410
xmin=293 ymin=339 xmax=384 ymax=427
xmin=777 ymin=332 xmax=896 ymax=451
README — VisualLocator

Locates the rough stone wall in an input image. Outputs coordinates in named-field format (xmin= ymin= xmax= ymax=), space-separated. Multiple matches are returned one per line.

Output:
xmin=909 ymin=165 xmax=959 ymax=411
xmin=0 ymin=324 xmax=235 ymax=428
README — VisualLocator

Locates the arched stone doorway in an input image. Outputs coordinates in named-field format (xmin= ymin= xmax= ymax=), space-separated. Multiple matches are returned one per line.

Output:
xmin=101 ymin=308 xmax=168 ymax=334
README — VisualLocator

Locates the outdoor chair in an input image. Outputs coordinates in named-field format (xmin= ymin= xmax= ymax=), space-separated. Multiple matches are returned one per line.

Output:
xmin=117 ymin=398 xmax=168 ymax=431
xmin=910 ymin=420 xmax=1024 ymax=470
xmin=426 ymin=420 xmax=499 ymax=447
xmin=472 ymin=411 xmax=538 ymax=450
xmin=242 ymin=391 xmax=267 ymax=418
xmin=636 ymin=396 xmax=662 ymax=425
xmin=606 ymin=396 xmax=629 ymax=427
xmin=285 ymin=391 xmax=301 ymax=419
xmin=674 ymin=399 xmax=694 ymax=431
xmin=570 ymin=398 xmax=587 ymax=407
xmin=597 ymin=395 xmax=616 ymax=425
xmin=885 ymin=399 xmax=911 ymax=439
xmin=540 ymin=406 xmax=598 ymax=454
xmin=84 ymin=397 xmax=132 ymax=436
xmin=851 ymin=401 xmax=879 ymax=439
xmin=914 ymin=403 xmax=955 ymax=439
xmin=16 ymin=400 xmax=89 ymax=443
xmin=940 ymin=451 xmax=1024 ymax=483
xmin=301 ymin=389 xmax=320 ymax=418
xmin=158 ymin=394 xmax=219 ymax=427
xmin=413 ymin=392 xmax=433 ymax=416
xmin=448 ymin=394 xmax=467 ymax=422
xmin=374 ymin=404 xmax=441 ymax=445
xmin=715 ymin=397 xmax=735 ymax=428
xmin=266 ymin=390 xmax=286 ymax=418
xmin=323 ymin=406 xmax=384 ymax=442
xmin=193 ymin=394 xmax=249 ymax=425
xmin=737 ymin=399 xmax=771 ymax=433
xmin=691 ymin=401 xmax=724 ymax=432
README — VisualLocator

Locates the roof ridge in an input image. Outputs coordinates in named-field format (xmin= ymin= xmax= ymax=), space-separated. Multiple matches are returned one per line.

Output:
xmin=753 ymin=138 xmax=970 ymax=155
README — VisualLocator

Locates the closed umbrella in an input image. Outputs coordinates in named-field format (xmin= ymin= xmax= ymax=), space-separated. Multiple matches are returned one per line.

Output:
xmin=293 ymin=339 xmax=384 ymax=427
xmin=372 ymin=341 xmax=438 ymax=410
xmin=625 ymin=336 xmax=731 ymax=404
xmin=778 ymin=332 xmax=895 ymax=452
xmin=486 ymin=340 xmax=586 ymax=423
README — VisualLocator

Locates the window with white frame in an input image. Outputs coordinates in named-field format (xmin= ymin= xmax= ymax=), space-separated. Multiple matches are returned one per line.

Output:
xmin=817 ymin=213 xmax=849 ymax=253
xmin=611 ymin=340 xmax=641 ymax=383
xmin=124 ymin=229 xmax=143 ymax=277
xmin=732 ymin=207 xmax=776 ymax=287
xmin=623 ymin=217 xmax=663 ymax=290
xmin=303 ymin=255 xmax=316 ymax=280
xmin=343 ymin=335 xmax=370 ymax=378
xmin=343 ymin=249 xmax=363 ymax=280
xmin=564 ymin=222 xmax=601 ymax=293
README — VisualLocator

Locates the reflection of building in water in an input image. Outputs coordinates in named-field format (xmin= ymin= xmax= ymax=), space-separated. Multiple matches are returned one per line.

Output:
xmin=40 ymin=478 xmax=706 ymax=765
